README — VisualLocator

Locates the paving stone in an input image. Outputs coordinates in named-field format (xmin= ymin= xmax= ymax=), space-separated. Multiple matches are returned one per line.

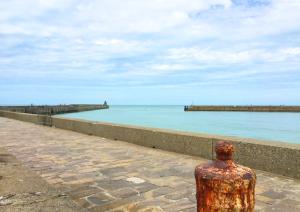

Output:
xmin=110 ymin=187 xmax=139 ymax=198
xmin=151 ymin=187 xmax=175 ymax=198
xmin=136 ymin=198 xmax=171 ymax=210
xmin=162 ymin=198 xmax=195 ymax=211
xmin=133 ymin=182 xmax=159 ymax=194
xmin=89 ymin=195 xmax=145 ymax=212
xmin=67 ymin=186 xmax=100 ymax=199
xmin=263 ymin=204 xmax=300 ymax=212
xmin=261 ymin=189 xmax=286 ymax=199
xmin=165 ymin=191 xmax=192 ymax=201
xmin=87 ymin=192 xmax=115 ymax=206
xmin=87 ymin=196 xmax=110 ymax=206
xmin=180 ymin=207 xmax=197 ymax=212
xmin=255 ymin=200 xmax=273 ymax=210
xmin=96 ymin=179 xmax=132 ymax=191
xmin=75 ymin=198 xmax=92 ymax=208
xmin=101 ymin=167 xmax=127 ymax=176
xmin=256 ymin=195 xmax=276 ymax=205
xmin=280 ymin=198 xmax=300 ymax=208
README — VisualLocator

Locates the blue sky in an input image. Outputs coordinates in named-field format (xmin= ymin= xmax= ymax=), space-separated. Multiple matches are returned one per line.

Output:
xmin=0 ymin=0 xmax=300 ymax=105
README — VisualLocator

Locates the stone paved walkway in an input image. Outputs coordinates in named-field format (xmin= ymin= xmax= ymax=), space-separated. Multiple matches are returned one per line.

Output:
xmin=0 ymin=117 xmax=300 ymax=212
xmin=0 ymin=147 xmax=85 ymax=212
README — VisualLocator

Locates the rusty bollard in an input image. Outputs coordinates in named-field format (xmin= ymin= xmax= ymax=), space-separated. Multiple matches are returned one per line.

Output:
xmin=195 ymin=141 xmax=256 ymax=211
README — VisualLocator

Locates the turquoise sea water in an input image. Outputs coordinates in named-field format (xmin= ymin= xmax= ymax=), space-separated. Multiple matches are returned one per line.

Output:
xmin=59 ymin=105 xmax=300 ymax=144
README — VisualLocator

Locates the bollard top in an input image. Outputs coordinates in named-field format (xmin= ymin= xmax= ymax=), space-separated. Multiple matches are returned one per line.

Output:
xmin=215 ymin=141 xmax=234 ymax=161
xmin=195 ymin=141 xmax=256 ymax=182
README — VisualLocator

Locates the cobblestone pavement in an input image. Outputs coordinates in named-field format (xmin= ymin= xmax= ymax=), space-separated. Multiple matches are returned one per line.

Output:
xmin=0 ymin=117 xmax=300 ymax=212
xmin=0 ymin=147 xmax=85 ymax=212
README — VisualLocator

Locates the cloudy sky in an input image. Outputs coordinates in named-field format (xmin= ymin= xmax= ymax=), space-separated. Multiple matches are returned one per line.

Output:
xmin=0 ymin=0 xmax=300 ymax=105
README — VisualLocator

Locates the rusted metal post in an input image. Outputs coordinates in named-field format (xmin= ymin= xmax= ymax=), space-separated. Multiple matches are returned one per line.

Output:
xmin=195 ymin=141 xmax=256 ymax=211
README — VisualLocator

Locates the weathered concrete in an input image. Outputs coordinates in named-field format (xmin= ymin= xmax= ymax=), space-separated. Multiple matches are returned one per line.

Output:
xmin=0 ymin=147 xmax=85 ymax=212
xmin=0 ymin=110 xmax=299 ymax=179
xmin=1 ymin=117 xmax=300 ymax=211
xmin=0 ymin=110 xmax=51 ymax=126
xmin=184 ymin=105 xmax=300 ymax=112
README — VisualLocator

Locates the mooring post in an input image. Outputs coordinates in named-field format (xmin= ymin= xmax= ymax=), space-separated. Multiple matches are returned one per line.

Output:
xmin=195 ymin=141 xmax=256 ymax=211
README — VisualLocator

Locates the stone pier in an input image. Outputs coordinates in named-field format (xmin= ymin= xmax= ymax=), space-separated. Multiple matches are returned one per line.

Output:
xmin=0 ymin=117 xmax=300 ymax=211
xmin=0 ymin=104 xmax=109 ymax=115
xmin=184 ymin=105 xmax=300 ymax=112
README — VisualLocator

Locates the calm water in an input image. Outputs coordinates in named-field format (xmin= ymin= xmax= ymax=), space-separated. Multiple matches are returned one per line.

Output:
xmin=59 ymin=105 xmax=300 ymax=144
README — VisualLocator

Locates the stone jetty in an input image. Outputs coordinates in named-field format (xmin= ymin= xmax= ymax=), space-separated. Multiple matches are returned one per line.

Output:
xmin=184 ymin=105 xmax=300 ymax=112
xmin=0 ymin=103 xmax=109 ymax=115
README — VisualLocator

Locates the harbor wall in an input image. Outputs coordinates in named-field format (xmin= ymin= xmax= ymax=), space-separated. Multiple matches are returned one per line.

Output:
xmin=184 ymin=105 xmax=300 ymax=112
xmin=0 ymin=110 xmax=299 ymax=179
xmin=0 ymin=110 xmax=51 ymax=126
xmin=0 ymin=104 xmax=108 ymax=115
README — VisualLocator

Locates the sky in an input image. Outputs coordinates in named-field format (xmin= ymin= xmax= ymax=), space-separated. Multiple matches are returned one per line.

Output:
xmin=0 ymin=0 xmax=300 ymax=105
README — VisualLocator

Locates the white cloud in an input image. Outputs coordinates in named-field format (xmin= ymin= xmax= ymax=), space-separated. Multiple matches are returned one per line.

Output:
xmin=1 ymin=0 xmax=300 ymax=40
xmin=166 ymin=47 xmax=300 ymax=64
xmin=152 ymin=64 xmax=185 ymax=71
xmin=221 ymin=0 xmax=300 ymax=39
xmin=75 ymin=0 xmax=232 ymax=33
xmin=0 ymin=0 xmax=72 ymax=21
xmin=0 ymin=0 xmax=233 ymax=37
xmin=1 ymin=0 xmax=300 ymax=90
xmin=93 ymin=38 xmax=148 ymax=52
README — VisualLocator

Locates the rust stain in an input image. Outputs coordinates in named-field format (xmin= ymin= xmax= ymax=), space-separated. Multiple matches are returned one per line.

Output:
xmin=195 ymin=141 xmax=256 ymax=212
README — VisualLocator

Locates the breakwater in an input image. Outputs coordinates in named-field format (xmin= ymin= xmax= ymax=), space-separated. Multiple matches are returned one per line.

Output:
xmin=0 ymin=104 xmax=109 ymax=115
xmin=0 ymin=110 xmax=299 ymax=179
xmin=184 ymin=105 xmax=300 ymax=112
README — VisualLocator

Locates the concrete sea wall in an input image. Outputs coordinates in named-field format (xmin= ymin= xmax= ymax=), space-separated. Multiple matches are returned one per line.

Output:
xmin=0 ymin=110 xmax=52 ymax=126
xmin=0 ymin=110 xmax=299 ymax=179
xmin=184 ymin=105 xmax=300 ymax=112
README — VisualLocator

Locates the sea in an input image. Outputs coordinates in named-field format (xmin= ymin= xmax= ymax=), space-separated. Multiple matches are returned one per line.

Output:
xmin=59 ymin=105 xmax=300 ymax=144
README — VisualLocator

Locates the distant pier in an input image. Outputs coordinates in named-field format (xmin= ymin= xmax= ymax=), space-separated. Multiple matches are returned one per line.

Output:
xmin=184 ymin=105 xmax=300 ymax=112
xmin=0 ymin=103 xmax=109 ymax=115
